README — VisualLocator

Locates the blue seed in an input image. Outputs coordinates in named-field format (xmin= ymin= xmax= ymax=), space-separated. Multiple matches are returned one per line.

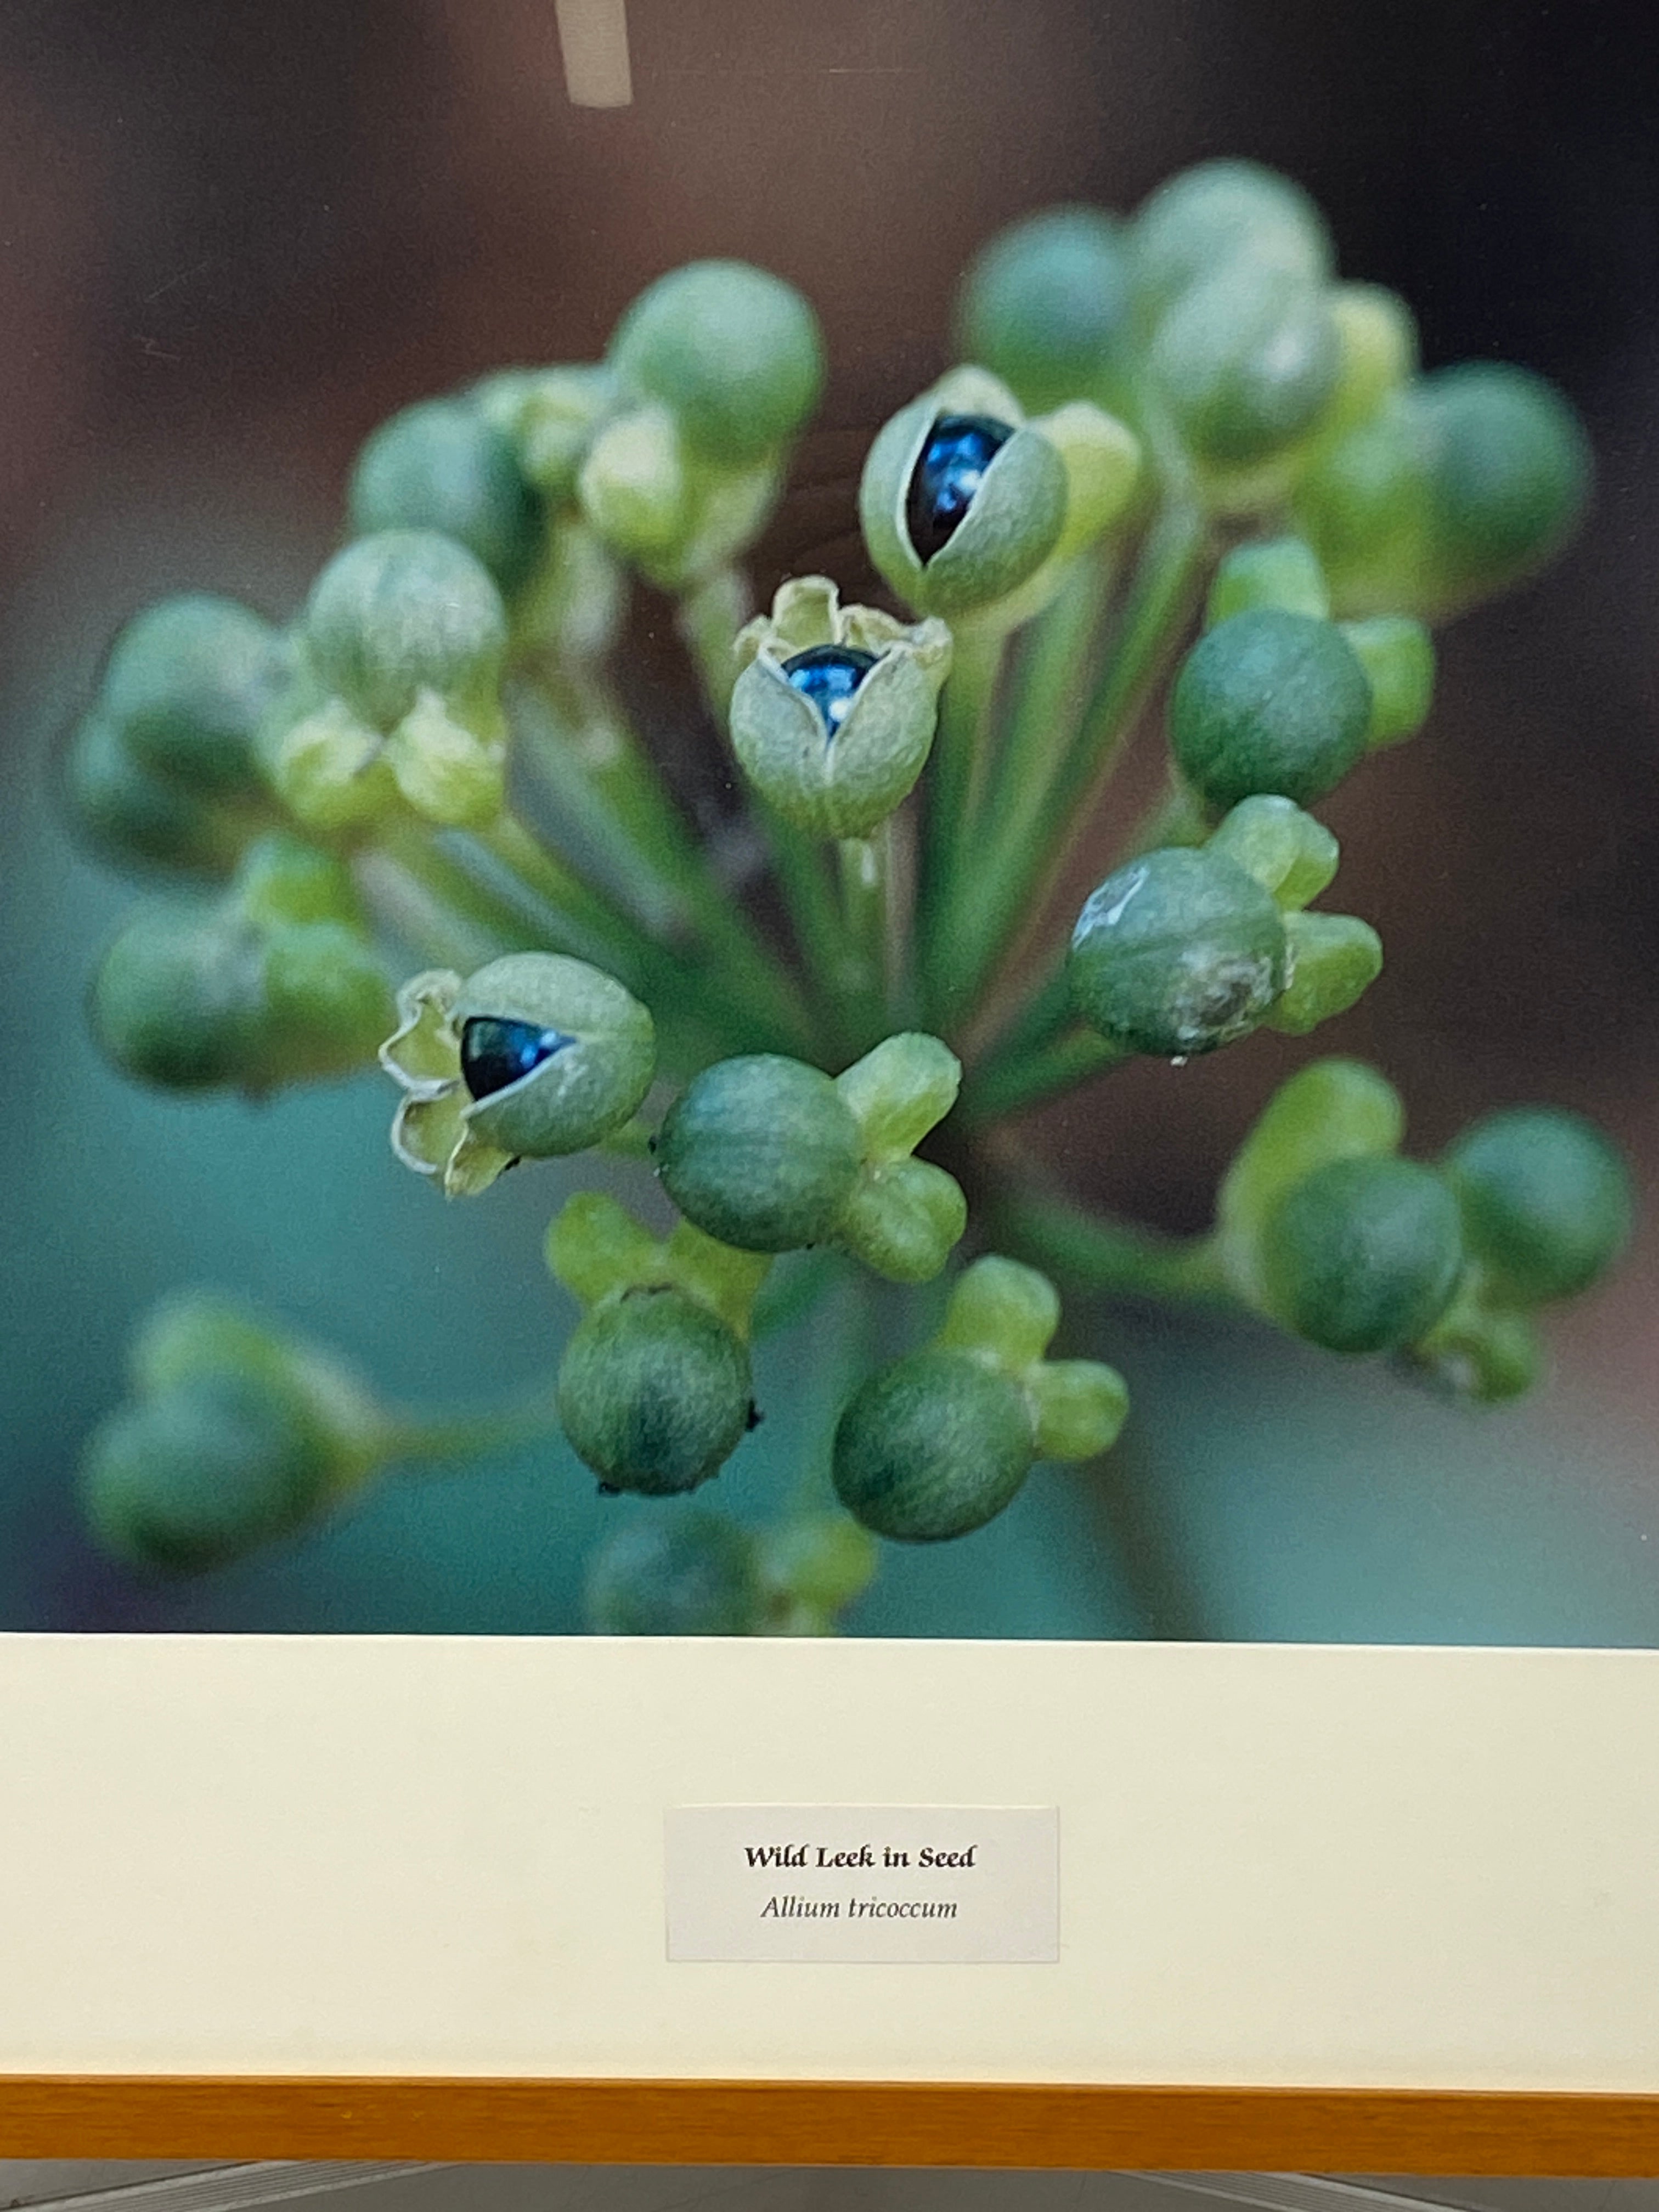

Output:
xmin=782 ymin=644 xmax=878 ymax=740
xmin=905 ymin=413 xmax=1013 ymax=563
xmin=460 ymin=1016 xmax=574 ymax=1101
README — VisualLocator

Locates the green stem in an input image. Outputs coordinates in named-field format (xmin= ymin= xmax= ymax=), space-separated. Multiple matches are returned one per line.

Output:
xmin=962 ymin=1024 xmax=1128 ymax=1125
xmin=917 ymin=619 xmax=1007 ymax=1017
xmin=514 ymin=672 xmax=815 ymax=1052
xmin=996 ymin=1187 xmax=1232 ymax=1305
xmin=927 ymin=551 xmax=1116 ymax=1030
xmin=353 ymin=847 xmax=517 ymax=973
xmin=676 ymin=566 xmax=752 ymax=720
xmin=835 ymin=822 xmax=896 ymax=1052
xmin=382 ymin=1384 xmax=564 ymax=1471
xmin=950 ymin=500 xmax=1211 ymax=1045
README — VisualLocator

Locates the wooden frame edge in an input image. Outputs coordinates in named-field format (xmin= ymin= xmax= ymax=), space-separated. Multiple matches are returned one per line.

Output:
xmin=1 ymin=2079 xmax=1657 ymax=2172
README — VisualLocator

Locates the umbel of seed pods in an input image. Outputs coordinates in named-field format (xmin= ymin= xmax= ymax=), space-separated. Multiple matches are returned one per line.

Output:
xmin=61 ymin=165 xmax=1634 ymax=1620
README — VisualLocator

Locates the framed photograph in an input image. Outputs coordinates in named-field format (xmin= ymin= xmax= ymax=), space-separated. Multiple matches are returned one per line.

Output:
xmin=2 ymin=0 xmax=1657 ymax=2171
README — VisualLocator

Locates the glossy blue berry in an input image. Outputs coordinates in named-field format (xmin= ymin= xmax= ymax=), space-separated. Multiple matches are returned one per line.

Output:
xmin=460 ymin=1015 xmax=575 ymax=1102
xmin=905 ymin=414 xmax=1013 ymax=563
xmin=781 ymin=645 xmax=878 ymax=739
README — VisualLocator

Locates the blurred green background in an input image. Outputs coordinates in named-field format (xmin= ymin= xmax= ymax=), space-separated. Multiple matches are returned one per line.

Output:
xmin=3 ymin=0 xmax=1658 ymax=1640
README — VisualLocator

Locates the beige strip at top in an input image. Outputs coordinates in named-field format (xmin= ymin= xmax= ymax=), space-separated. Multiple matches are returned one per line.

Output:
xmin=556 ymin=0 xmax=633 ymax=107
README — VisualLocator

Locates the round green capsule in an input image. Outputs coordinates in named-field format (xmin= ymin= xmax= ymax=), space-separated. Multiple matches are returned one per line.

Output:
xmin=1130 ymin=159 xmax=1333 ymax=326
xmin=657 ymin=1054 xmax=864 ymax=1252
xmin=63 ymin=710 xmax=250 ymax=877
xmin=1170 ymin=608 xmax=1374 ymax=812
xmin=81 ymin=1371 xmax=334 ymax=1575
xmin=558 ymin=1286 xmax=754 ymax=1497
xmin=954 ymin=205 xmax=1131 ymax=414
xmin=89 ymin=909 xmax=264 ymax=1091
xmin=99 ymin=594 xmax=285 ymax=798
xmin=452 ymin=952 xmax=656 ymax=1159
xmin=1068 ymin=847 xmax=1288 ymax=1058
xmin=609 ymin=261 xmax=825 ymax=465
xmin=1261 ymin=1154 xmax=1464 ymax=1354
xmin=585 ymin=1507 xmax=762 ymax=1635
xmin=303 ymin=530 xmax=507 ymax=731
xmin=1419 ymin=363 xmax=1592 ymax=609
xmin=832 ymin=1347 xmax=1034 ymax=1543
xmin=1443 ymin=1105 xmax=1633 ymax=1305
xmin=348 ymin=397 xmax=546 ymax=595
xmin=1148 ymin=261 xmax=1341 ymax=472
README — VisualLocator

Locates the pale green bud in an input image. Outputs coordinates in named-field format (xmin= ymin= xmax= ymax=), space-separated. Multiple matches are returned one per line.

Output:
xmin=303 ymin=529 xmax=507 ymax=733
xmin=1266 ymin=910 xmax=1384 ymax=1035
xmin=1323 ymin=284 xmax=1419 ymax=434
xmin=1130 ymin=159 xmax=1333 ymax=328
xmin=348 ymin=397 xmax=545 ymax=595
xmin=1206 ymin=535 xmax=1330 ymax=627
xmin=63 ymin=710 xmax=253 ymax=879
xmin=657 ymin=1033 xmax=966 ymax=1283
xmin=1206 ymin=794 xmax=1339 ymax=911
xmin=99 ymin=594 xmax=287 ymax=800
xmin=1342 ymin=616 xmax=1436 ymax=747
xmin=1216 ymin=1057 xmax=1405 ymax=1308
xmin=609 ymin=261 xmax=825 ymax=465
xmin=832 ymin=1256 xmax=1126 ymax=1542
xmin=473 ymin=365 xmax=616 ymax=503
xmin=729 ymin=577 xmax=951 ymax=837
xmin=955 ymin=205 xmax=1132 ymax=415
xmin=1148 ymin=262 xmax=1342 ymax=479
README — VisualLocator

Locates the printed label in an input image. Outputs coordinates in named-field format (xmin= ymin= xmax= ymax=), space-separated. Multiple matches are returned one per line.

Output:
xmin=664 ymin=1804 xmax=1058 ymax=1963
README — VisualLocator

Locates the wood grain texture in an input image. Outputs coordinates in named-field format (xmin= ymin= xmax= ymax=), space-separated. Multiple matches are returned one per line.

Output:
xmin=1 ymin=2080 xmax=1658 ymax=2173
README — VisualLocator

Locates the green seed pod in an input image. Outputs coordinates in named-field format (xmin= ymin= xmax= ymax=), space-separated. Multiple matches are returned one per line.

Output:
xmin=1442 ymin=1105 xmax=1633 ymax=1306
xmin=758 ymin=1513 xmax=879 ymax=1616
xmin=1130 ymin=159 xmax=1334 ymax=327
xmin=657 ymin=1054 xmax=864 ymax=1253
xmin=1206 ymin=794 xmax=1339 ymax=910
xmin=62 ymin=710 xmax=251 ymax=878
xmin=348 ymin=397 xmax=546 ymax=596
xmin=1217 ymin=1057 xmax=1406 ymax=1305
xmin=81 ymin=1370 xmax=338 ymax=1575
xmin=1417 ymin=363 xmax=1592 ymax=612
xmin=232 ymin=832 xmax=363 ymax=932
xmin=1410 ymin=1295 xmax=1544 ymax=1406
xmin=303 ymin=529 xmax=507 ymax=732
xmin=1323 ymin=284 xmax=1419 ymax=435
xmin=832 ymin=1347 xmax=1035 ymax=1543
xmin=98 ymin=594 xmax=286 ymax=800
xmin=608 ymin=261 xmax=825 ymax=466
xmin=954 ymin=205 xmax=1131 ymax=414
xmin=585 ymin=1508 xmax=763 ymax=1635
xmin=475 ymin=364 xmax=616 ymax=502
xmin=1291 ymin=391 xmax=1435 ymax=618
xmin=729 ymin=578 xmax=952 ymax=839
xmin=1170 ymin=608 xmax=1374 ymax=813
xmin=1205 ymin=535 xmax=1330 ymax=627
xmin=1261 ymin=1154 xmax=1464 ymax=1355
xmin=858 ymin=373 xmax=1069 ymax=619
xmin=1068 ymin=846 xmax=1288 ymax=1058
xmin=1148 ymin=261 xmax=1342 ymax=476
xmin=558 ymin=1286 xmax=754 ymax=1497
xmin=833 ymin=1157 xmax=968 ymax=1286
xmin=1266 ymin=911 xmax=1383 ymax=1035
xmin=1341 ymin=615 xmax=1435 ymax=747
xmin=259 ymin=922 xmax=397 ymax=1084
xmin=1296 ymin=366 xmax=1592 ymax=619
xmin=449 ymin=952 xmax=655 ymax=1159
xmin=89 ymin=909 xmax=264 ymax=1090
